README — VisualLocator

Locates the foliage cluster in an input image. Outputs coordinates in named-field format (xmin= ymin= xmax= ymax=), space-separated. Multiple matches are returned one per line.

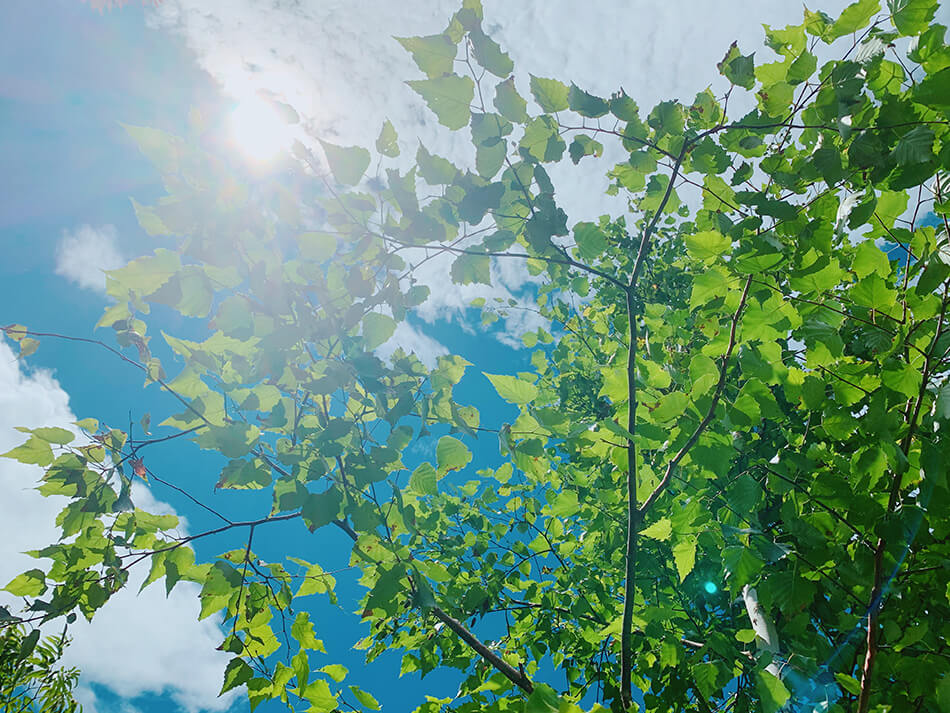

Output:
xmin=0 ymin=623 xmax=80 ymax=713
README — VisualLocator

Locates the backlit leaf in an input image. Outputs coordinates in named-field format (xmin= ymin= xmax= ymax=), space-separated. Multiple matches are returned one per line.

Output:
xmin=407 ymin=75 xmax=475 ymax=130
xmin=319 ymin=140 xmax=371 ymax=186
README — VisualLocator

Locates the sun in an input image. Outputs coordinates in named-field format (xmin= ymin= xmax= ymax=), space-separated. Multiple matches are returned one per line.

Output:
xmin=229 ymin=94 xmax=298 ymax=163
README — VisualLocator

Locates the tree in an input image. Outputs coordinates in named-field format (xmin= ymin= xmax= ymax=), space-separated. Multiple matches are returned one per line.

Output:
xmin=0 ymin=622 xmax=81 ymax=713
xmin=3 ymin=0 xmax=950 ymax=711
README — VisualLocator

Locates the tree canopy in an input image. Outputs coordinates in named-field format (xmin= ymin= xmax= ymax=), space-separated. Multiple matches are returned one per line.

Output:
xmin=3 ymin=1 xmax=950 ymax=712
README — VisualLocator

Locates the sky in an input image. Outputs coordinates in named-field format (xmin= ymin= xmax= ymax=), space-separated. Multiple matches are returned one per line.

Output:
xmin=0 ymin=0 xmax=916 ymax=711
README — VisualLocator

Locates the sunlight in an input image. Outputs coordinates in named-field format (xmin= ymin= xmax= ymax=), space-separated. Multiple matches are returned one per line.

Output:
xmin=229 ymin=95 xmax=296 ymax=163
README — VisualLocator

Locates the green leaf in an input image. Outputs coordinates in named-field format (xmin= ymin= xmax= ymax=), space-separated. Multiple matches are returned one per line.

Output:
xmin=694 ymin=662 xmax=728 ymax=699
xmin=349 ymin=686 xmax=381 ymax=711
xmin=471 ymin=112 xmax=512 ymax=178
xmin=521 ymin=115 xmax=566 ymax=163
xmin=363 ymin=312 xmax=397 ymax=350
xmin=853 ymin=241 xmax=891 ymax=278
xmin=568 ymin=135 xmax=604 ymax=164
xmin=194 ymin=423 xmax=260 ymax=459
xmin=318 ymin=140 xmax=371 ymax=186
xmin=882 ymin=363 xmax=921 ymax=399
xmin=410 ymin=462 xmax=438 ymax=495
xmin=650 ymin=392 xmax=690 ymax=422
xmin=4 ymin=569 xmax=47 ymax=597
xmin=573 ymin=222 xmax=608 ymax=261
xmin=673 ymin=538 xmax=698 ymax=581
xmin=74 ymin=418 xmax=99 ymax=432
xmin=889 ymin=0 xmax=938 ymax=35
xmin=718 ymin=42 xmax=756 ymax=89
xmin=220 ymin=658 xmax=254 ymax=694
xmin=723 ymin=546 xmax=764 ymax=588
xmin=641 ymin=359 xmax=672 ymax=389
xmin=217 ymin=459 xmax=272 ymax=490
xmin=320 ymin=664 xmax=348 ymax=683
xmin=685 ymin=230 xmax=731 ymax=263
xmin=416 ymin=144 xmax=459 ymax=184
xmin=296 ymin=562 xmax=335 ymax=598
xmin=18 ymin=338 xmax=39 ymax=359
xmin=550 ymin=490 xmax=579 ymax=517
xmin=396 ymin=34 xmax=457 ymax=78
xmin=450 ymin=253 xmax=491 ymax=285
xmin=640 ymin=519 xmax=672 ymax=541
xmin=529 ymin=75 xmax=570 ymax=113
xmin=292 ymin=611 xmax=325 ymax=652
xmin=525 ymin=683 xmax=560 ymax=713
xmin=835 ymin=672 xmax=863 ymax=695
xmin=31 ymin=427 xmax=75 ymax=445
xmin=938 ymin=674 xmax=950 ymax=710
xmin=892 ymin=126 xmax=935 ymax=165
xmin=609 ymin=89 xmax=641 ymax=122
xmin=18 ymin=629 xmax=40 ymax=659
xmin=851 ymin=274 xmax=897 ymax=309
xmin=2 ymin=437 xmax=54 ymax=467
xmin=436 ymin=435 xmax=472 ymax=474
xmin=755 ymin=670 xmax=790 ymax=713
xmin=107 ymin=248 xmax=180 ymax=298
xmin=376 ymin=119 xmax=399 ymax=157
xmin=568 ymin=83 xmax=608 ymax=118
xmin=458 ymin=179 xmax=505 ymax=224
xmin=407 ymin=75 xmax=475 ymax=130
xmin=365 ymin=564 xmax=406 ymax=614
xmin=830 ymin=0 xmax=880 ymax=40
xmin=470 ymin=28 xmax=513 ymax=77
xmin=484 ymin=372 xmax=539 ymax=404
xmin=494 ymin=77 xmax=529 ymax=123
xmin=913 ymin=66 xmax=950 ymax=109
xmin=300 ymin=679 xmax=337 ymax=712
xmin=298 ymin=232 xmax=337 ymax=262
xmin=301 ymin=488 xmax=343 ymax=532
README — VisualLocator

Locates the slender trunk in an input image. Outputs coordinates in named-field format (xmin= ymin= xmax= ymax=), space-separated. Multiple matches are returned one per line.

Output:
xmin=620 ymin=287 xmax=639 ymax=710
xmin=857 ymin=289 xmax=948 ymax=713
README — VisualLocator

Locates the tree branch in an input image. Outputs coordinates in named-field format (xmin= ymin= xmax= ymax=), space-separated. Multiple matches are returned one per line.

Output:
xmin=329 ymin=519 xmax=535 ymax=694
xmin=431 ymin=606 xmax=534 ymax=693
xmin=638 ymin=275 xmax=752 ymax=518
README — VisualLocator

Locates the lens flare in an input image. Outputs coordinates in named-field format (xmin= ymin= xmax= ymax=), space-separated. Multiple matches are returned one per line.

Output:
xmin=703 ymin=581 xmax=718 ymax=594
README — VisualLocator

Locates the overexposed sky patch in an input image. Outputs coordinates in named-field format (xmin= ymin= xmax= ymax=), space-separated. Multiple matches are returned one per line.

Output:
xmin=145 ymin=0 xmax=871 ymax=350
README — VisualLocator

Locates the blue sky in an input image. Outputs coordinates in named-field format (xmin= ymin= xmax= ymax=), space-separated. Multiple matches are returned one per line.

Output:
xmin=3 ymin=0 xmax=911 ymax=711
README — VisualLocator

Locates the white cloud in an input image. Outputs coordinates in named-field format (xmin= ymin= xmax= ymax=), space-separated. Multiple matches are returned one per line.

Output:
xmin=0 ymin=338 xmax=236 ymax=713
xmin=379 ymin=319 xmax=449 ymax=368
xmin=54 ymin=224 xmax=125 ymax=293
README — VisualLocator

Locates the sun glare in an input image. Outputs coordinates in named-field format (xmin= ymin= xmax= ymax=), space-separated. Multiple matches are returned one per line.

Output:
xmin=230 ymin=96 xmax=296 ymax=163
